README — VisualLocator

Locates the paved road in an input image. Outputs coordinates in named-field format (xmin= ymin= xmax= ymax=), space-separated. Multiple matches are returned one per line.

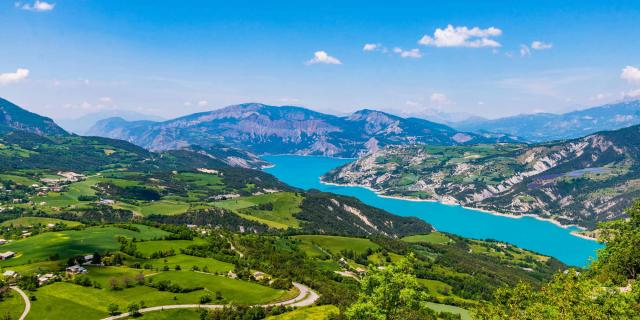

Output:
xmin=10 ymin=286 xmax=30 ymax=320
xmin=100 ymin=282 xmax=319 ymax=320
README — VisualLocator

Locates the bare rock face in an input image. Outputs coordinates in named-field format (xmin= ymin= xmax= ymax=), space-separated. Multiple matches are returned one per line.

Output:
xmin=324 ymin=125 xmax=640 ymax=229
xmin=88 ymin=103 xmax=513 ymax=157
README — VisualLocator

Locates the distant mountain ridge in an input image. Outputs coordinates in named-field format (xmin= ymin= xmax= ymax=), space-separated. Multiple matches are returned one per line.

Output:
xmin=0 ymin=97 xmax=68 ymax=136
xmin=88 ymin=103 xmax=517 ymax=157
xmin=454 ymin=100 xmax=640 ymax=142
xmin=324 ymin=124 xmax=640 ymax=228
xmin=56 ymin=110 xmax=165 ymax=135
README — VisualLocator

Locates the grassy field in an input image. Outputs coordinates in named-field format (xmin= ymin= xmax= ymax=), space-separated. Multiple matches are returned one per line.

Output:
xmin=295 ymin=240 xmax=328 ymax=258
xmin=86 ymin=266 xmax=153 ymax=288
xmin=266 ymin=305 xmax=339 ymax=320
xmin=214 ymin=192 xmax=302 ymax=229
xmin=401 ymin=232 xmax=453 ymax=245
xmin=367 ymin=252 xmax=404 ymax=265
xmin=425 ymin=302 xmax=472 ymax=320
xmin=125 ymin=309 xmax=201 ymax=319
xmin=417 ymin=278 xmax=453 ymax=297
xmin=0 ymin=173 xmax=39 ymax=186
xmin=2 ymin=260 xmax=62 ymax=274
xmin=27 ymin=282 xmax=205 ymax=319
xmin=139 ymin=200 xmax=191 ymax=217
xmin=0 ymin=225 xmax=169 ymax=267
xmin=147 ymin=254 xmax=234 ymax=273
xmin=292 ymin=235 xmax=379 ymax=255
xmin=136 ymin=239 xmax=208 ymax=256
xmin=0 ymin=289 xmax=25 ymax=320
xmin=0 ymin=216 xmax=83 ymax=228
xmin=149 ymin=271 xmax=285 ymax=305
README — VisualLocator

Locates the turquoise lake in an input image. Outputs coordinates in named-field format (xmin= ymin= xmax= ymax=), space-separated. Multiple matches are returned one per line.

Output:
xmin=263 ymin=155 xmax=603 ymax=267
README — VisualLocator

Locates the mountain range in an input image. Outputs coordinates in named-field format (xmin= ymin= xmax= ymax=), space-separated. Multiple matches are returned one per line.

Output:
xmin=453 ymin=100 xmax=640 ymax=142
xmin=56 ymin=110 xmax=165 ymax=135
xmin=87 ymin=103 xmax=516 ymax=157
xmin=324 ymin=124 xmax=640 ymax=228
xmin=0 ymin=97 xmax=68 ymax=137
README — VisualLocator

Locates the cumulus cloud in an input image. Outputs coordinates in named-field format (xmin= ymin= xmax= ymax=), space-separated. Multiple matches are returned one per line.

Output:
xmin=197 ymin=100 xmax=209 ymax=107
xmin=363 ymin=43 xmax=380 ymax=51
xmin=430 ymin=92 xmax=453 ymax=105
xmin=16 ymin=1 xmax=55 ymax=11
xmin=306 ymin=51 xmax=342 ymax=65
xmin=418 ymin=25 xmax=502 ymax=48
xmin=531 ymin=41 xmax=553 ymax=50
xmin=0 ymin=68 xmax=30 ymax=86
xmin=621 ymin=66 xmax=640 ymax=83
xmin=625 ymin=88 xmax=640 ymax=99
xmin=393 ymin=47 xmax=422 ymax=58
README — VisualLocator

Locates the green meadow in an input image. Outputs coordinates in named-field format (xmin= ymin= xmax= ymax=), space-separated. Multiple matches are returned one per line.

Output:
xmin=1 ymin=216 xmax=83 ymax=228
xmin=146 ymin=254 xmax=234 ymax=273
xmin=136 ymin=239 xmax=208 ymax=257
xmin=149 ymin=271 xmax=285 ymax=304
xmin=401 ymin=232 xmax=453 ymax=245
xmin=292 ymin=235 xmax=379 ymax=255
xmin=214 ymin=192 xmax=303 ymax=229
xmin=266 ymin=305 xmax=339 ymax=320
xmin=0 ymin=289 xmax=25 ymax=320
xmin=0 ymin=225 xmax=169 ymax=267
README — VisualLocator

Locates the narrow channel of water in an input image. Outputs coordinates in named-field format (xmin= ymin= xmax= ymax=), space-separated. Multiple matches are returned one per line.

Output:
xmin=263 ymin=155 xmax=603 ymax=267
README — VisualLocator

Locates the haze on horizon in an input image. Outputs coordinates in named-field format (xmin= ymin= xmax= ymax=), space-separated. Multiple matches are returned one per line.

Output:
xmin=0 ymin=0 xmax=639 ymax=121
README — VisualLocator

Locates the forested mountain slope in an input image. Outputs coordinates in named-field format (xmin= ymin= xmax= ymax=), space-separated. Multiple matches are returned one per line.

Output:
xmin=325 ymin=125 xmax=640 ymax=228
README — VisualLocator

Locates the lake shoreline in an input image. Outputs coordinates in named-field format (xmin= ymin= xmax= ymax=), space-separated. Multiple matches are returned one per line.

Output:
xmin=320 ymin=179 xmax=598 ymax=242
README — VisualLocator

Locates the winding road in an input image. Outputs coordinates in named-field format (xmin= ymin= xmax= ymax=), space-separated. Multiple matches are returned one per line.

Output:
xmin=100 ymin=282 xmax=319 ymax=320
xmin=10 ymin=286 xmax=30 ymax=320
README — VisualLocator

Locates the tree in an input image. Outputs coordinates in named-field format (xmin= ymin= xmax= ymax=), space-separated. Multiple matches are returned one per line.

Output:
xmin=200 ymin=295 xmax=212 ymax=304
xmin=474 ymin=271 xmax=638 ymax=320
xmin=107 ymin=303 xmax=120 ymax=316
xmin=474 ymin=198 xmax=640 ymax=319
xmin=135 ymin=273 xmax=145 ymax=285
xmin=345 ymin=256 xmax=435 ymax=320
xmin=127 ymin=303 xmax=140 ymax=317
xmin=108 ymin=277 xmax=120 ymax=290
xmin=592 ymin=199 xmax=640 ymax=284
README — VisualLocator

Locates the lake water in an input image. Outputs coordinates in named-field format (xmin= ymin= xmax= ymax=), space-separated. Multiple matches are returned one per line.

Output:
xmin=263 ymin=155 xmax=603 ymax=267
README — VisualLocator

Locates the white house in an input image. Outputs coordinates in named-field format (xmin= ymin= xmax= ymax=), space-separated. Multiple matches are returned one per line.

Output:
xmin=2 ymin=270 xmax=17 ymax=278
xmin=0 ymin=251 xmax=15 ymax=260
xmin=66 ymin=265 xmax=88 ymax=275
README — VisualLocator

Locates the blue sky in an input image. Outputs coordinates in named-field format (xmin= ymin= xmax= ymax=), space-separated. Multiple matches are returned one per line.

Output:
xmin=1 ymin=0 xmax=639 ymax=120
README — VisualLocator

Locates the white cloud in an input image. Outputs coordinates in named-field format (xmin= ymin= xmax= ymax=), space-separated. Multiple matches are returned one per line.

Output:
xmin=625 ymin=88 xmax=640 ymax=99
xmin=590 ymin=93 xmax=611 ymax=101
xmin=430 ymin=92 xmax=452 ymax=105
xmin=531 ymin=41 xmax=553 ymax=50
xmin=621 ymin=66 xmax=640 ymax=83
xmin=306 ymin=51 xmax=342 ymax=65
xmin=278 ymin=97 xmax=301 ymax=103
xmin=363 ymin=43 xmax=380 ymax=51
xmin=0 ymin=68 xmax=30 ymax=86
xmin=393 ymin=47 xmax=422 ymax=58
xmin=418 ymin=25 xmax=502 ymax=48
xmin=98 ymin=97 xmax=113 ymax=103
xmin=520 ymin=45 xmax=531 ymax=57
xmin=16 ymin=1 xmax=55 ymax=11
xmin=197 ymin=100 xmax=209 ymax=107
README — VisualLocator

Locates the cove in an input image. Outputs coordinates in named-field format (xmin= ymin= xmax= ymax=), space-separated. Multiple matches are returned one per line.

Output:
xmin=263 ymin=155 xmax=603 ymax=267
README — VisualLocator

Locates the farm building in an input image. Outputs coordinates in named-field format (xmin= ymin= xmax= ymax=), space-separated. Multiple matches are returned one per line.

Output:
xmin=0 ymin=251 xmax=15 ymax=260
xmin=66 ymin=265 xmax=88 ymax=275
